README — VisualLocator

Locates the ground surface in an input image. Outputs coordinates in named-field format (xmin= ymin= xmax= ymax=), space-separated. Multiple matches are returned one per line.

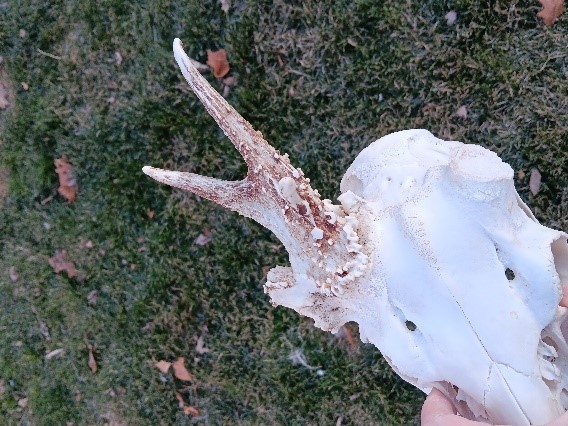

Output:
xmin=0 ymin=1 xmax=567 ymax=425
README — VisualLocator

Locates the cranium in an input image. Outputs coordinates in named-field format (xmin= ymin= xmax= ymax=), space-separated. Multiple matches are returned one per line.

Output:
xmin=143 ymin=39 xmax=568 ymax=424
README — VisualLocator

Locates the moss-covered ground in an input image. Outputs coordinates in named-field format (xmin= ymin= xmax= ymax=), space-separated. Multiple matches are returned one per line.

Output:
xmin=0 ymin=1 xmax=566 ymax=424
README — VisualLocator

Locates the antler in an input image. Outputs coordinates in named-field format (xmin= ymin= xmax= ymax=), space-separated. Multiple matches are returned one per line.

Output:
xmin=143 ymin=39 xmax=368 ymax=296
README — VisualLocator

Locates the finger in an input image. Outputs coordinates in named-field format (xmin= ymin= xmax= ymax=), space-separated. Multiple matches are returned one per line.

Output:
xmin=545 ymin=409 xmax=568 ymax=426
xmin=421 ymin=389 xmax=487 ymax=426
xmin=560 ymin=283 xmax=568 ymax=308
xmin=422 ymin=389 xmax=457 ymax=417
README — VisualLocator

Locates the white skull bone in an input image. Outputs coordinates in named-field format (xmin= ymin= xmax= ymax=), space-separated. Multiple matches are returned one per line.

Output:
xmin=143 ymin=39 xmax=568 ymax=425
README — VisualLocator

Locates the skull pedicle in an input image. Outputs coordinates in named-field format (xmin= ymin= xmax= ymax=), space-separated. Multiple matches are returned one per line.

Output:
xmin=143 ymin=38 xmax=568 ymax=425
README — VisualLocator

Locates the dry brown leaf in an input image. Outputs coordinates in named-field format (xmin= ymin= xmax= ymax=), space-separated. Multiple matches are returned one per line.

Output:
xmin=87 ymin=344 xmax=97 ymax=373
xmin=183 ymin=406 xmax=200 ymax=417
xmin=529 ymin=168 xmax=542 ymax=195
xmin=172 ymin=357 xmax=194 ymax=381
xmin=207 ymin=50 xmax=230 ymax=78
xmin=195 ymin=228 xmax=212 ymax=246
xmin=537 ymin=0 xmax=565 ymax=25
xmin=338 ymin=325 xmax=359 ymax=352
xmin=54 ymin=157 xmax=78 ymax=203
xmin=220 ymin=0 xmax=230 ymax=14
xmin=517 ymin=170 xmax=526 ymax=180
xmin=155 ymin=360 xmax=172 ymax=374
xmin=48 ymin=251 xmax=77 ymax=278
xmin=175 ymin=392 xmax=200 ymax=417
xmin=175 ymin=391 xmax=185 ymax=407
xmin=146 ymin=208 xmax=155 ymax=218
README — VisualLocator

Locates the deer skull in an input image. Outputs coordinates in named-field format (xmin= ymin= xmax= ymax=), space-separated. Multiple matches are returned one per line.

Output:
xmin=143 ymin=39 xmax=568 ymax=425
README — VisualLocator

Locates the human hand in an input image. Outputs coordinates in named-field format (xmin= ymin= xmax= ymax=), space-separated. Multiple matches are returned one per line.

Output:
xmin=421 ymin=284 xmax=568 ymax=426
xmin=421 ymin=388 xmax=568 ymax=425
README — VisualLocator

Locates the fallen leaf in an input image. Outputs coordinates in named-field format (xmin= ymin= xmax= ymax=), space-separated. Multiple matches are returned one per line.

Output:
xmin=219 ymin=0 xmax=230 ymax=14
xmin=195 ymin=228 xmax=212 ymax=246
xmin=183 ymin=406 xmax=200 ymax=417
xmin=529 ymin=168 xmax=542 ymax=195
xmin=155 ymin=360 xmax=172 ymax=374
xmin=517 ymin=170 xmax=526 ymax=180
xmin=87 ymin=290 xmax=98 ymax=305
xmin=0 ymin=81 xmax=9 ymax=109
xmin=445 ymin=10 xmax=458 ymax=25
xmin=338 ymin=325 xmax=359 ymax=352
xmin=18 ymin=397 xmax=28 ymax=408
xmin=195 ymin=335 xmax=210 ymax=354
xmin=48 ymin=251 xmax=77 ymax=278
xmin=456 ymin=105 xmax=467 ymax=118
xmin=8 ymin=266 xmax=19 ymax=282
xmin=45 ymin=348 xmax=65 ymax=360
xmin=54 ymin=157 xmax=78 ymax=203
xmin=175 ymin=392 xmax=200 ymax=417
xmin=537 ymin=0 xmax=565 ymax=25
xmin=87 ymin=344 xmax=97 ymax=373
xmin=21 ymin=82 xmax=29 ymax=90
xmin=207 ymin=50 xmax=230 ymax=78
xmin=146 ymin=208 xmax=155 ymax=218
xmin=172 ymin=357 xmax=194 ymax=381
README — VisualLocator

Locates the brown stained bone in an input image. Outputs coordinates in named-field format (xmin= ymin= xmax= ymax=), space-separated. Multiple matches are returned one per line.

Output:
xmin=143 ymin=39 xmax=343 ymax=261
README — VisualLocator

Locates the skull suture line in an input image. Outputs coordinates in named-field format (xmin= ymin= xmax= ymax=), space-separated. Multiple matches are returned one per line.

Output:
xmin=143 ymin=39 xmax=568 ymax=425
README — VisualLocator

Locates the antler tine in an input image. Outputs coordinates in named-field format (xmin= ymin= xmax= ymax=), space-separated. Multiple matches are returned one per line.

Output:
xmin=173 ymin=38 xmax=276 ymax=170
xmin=141 ymin=166 xmax=254 ymax=214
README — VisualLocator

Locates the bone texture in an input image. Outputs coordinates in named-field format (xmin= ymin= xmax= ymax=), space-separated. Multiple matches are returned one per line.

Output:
xmin=143 ymin=39 xmax=568 ymax=425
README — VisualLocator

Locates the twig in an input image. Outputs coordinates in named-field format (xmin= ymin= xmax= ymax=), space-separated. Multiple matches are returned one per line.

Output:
xmin=37 ymin=49 xmax=62 ymax=60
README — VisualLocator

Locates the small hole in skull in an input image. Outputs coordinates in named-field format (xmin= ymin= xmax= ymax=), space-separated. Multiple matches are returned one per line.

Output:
xmin=505 ymin=268 xmax=515 ymax=280
xmin=405 ymin=320 xmax=417 ymax=331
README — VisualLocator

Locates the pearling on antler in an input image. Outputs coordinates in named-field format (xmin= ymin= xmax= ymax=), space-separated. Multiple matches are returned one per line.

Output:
xmin=143 ymin=39 xmax=568 ymax=425
xmin=143 ymin=39 xmax=368 ymax=297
